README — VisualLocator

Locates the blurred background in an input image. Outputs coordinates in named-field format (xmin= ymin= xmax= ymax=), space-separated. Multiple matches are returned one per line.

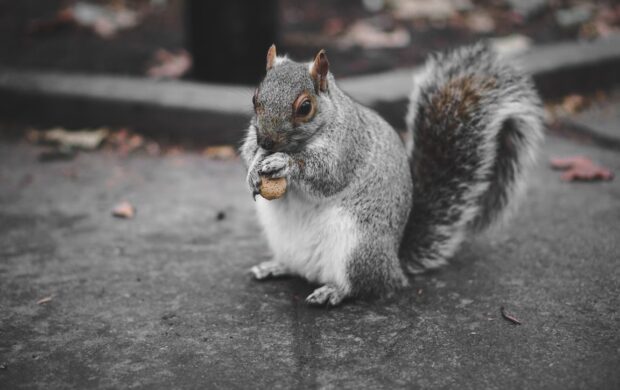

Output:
xmin=1 ymin=0 xmax=619 ymax=150
xmin=1 ymin=0 xmax=619 ymax=83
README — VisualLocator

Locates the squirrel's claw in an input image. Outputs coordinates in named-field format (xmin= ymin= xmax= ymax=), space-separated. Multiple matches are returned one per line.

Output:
xmin=306 ymin=285 xmax=347 ymax=307
xmin=258 ymin=153 xmax=290 ymax=179
xmin=246 ymin=169 xmax=261 ymax=201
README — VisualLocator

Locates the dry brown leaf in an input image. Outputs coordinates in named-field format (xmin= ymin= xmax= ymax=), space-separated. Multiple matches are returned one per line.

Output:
xmin=112 ymin=201 xmax=136 ymax=219
xmin=106 ymin=129 xmax=157 ymax=156
xmin=562 ymin=94 xmax=588 ymax=114
xmin=28 ymin=127 xmax=109 ymax=150
xmin=203 ymin=146 xmax=237 ymax=160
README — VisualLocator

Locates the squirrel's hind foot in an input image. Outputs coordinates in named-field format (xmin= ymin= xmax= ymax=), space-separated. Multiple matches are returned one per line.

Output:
xmin=250 ymin=261 xmax=290 ymax=280
xmin=305 ymin=285 xmax=348 ymax=306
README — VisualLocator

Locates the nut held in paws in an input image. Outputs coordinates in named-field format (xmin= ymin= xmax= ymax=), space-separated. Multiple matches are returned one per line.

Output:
xmin=259 ymin=176 xmax=287 ymax=200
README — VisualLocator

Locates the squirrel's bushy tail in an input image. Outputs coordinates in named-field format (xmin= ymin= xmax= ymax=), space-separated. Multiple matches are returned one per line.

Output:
xmin=399 ymin=44 xmax=544 ymax=274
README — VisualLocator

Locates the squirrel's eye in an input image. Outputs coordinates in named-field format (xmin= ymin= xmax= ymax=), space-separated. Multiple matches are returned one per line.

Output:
xmin=297 ymin=100 xmax=312 ymax=117
xmin=252 ymin=89 xmax=258 ymax=109
xmin=292 ymin=92 xmax=316 ymax=124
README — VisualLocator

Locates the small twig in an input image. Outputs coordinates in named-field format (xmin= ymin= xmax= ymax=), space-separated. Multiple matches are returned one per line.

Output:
xmin=36 ymin=296 xmax=53 ymax=305
xmin=500 ymin=306 xmax=522 ymax=325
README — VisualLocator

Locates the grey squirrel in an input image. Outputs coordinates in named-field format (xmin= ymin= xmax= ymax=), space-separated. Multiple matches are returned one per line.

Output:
xmin=240 ymin=43 xmax=544 ymax=306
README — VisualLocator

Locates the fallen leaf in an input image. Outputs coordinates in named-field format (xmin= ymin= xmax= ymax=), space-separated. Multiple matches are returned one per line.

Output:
xmin=112 ymin=201 xmax=136 ymax=219
xmin=28 ymin=2 xmax=141 ymax=39
xmin=579 ymin=4 xmax=620 ymax=40
xmin=117 ymin=134 xmax=145 ymax=155
xmin=465 ymin=11 xmax=495 ymax=33
xmin=562 ymin=94 xmax=588 ymax=114
xmin=72 ymin=2 xmax=140 ymax=38
xmin=490 ymin=34 xmax=532 ymax=56
xmin=550 ymin=156 xmax=613 ymax=181
xmin=338 ymin=19 xmax=410 ymax=49
xmin=500 ymin=306 xmax=522 ymax=325
xmin=30 ymin=127 xmax=109 ymax=150
xmin=36 ymin=296 xmax=53 ymax=305
xmin=391 ymin=0 xmax=471 ymax=20
xmin=203 ymin=146 xmax=237 ymax=160
xmin=128 ymin=134 xmax=144 ymax=149
xmin=106 ymin=129 xmax=157 ymax=156
xmin=147 ymin=49 xmax=192 ymax=79
xmin=110 ymin=128 xmax=130 ymax=143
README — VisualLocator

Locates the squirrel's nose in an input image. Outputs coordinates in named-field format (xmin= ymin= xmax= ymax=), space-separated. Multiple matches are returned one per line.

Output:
xmin=258 ymin=135 xmax=275 ymax=151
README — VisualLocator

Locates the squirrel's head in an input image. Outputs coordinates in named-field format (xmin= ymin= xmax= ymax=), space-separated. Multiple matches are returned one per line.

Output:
xmin=251 ymin=45 xmax=332 ymax=153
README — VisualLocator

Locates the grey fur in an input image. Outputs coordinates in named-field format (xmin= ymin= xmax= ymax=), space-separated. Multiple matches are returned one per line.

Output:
xmin=400 ymin=43 xmax=544 ymax=273
xmin=240 ymin=44 xmax=544 ymax=303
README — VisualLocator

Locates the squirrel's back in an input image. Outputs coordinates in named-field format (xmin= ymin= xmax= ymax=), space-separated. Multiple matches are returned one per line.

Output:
xmin=400 ymin=44 xmax=544 ymax=273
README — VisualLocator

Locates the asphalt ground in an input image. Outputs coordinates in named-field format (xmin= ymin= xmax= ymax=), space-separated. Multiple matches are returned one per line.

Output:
xmin=0 ymin=124 xmax=618 ymax=388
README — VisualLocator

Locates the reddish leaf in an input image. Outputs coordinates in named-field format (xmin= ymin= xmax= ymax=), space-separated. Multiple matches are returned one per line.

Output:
xmin=112 ymin=201 xmax=135 ymax=219
xmin=147 ymin=49 xmax=192 ymax=79
xmin=550 ymin=156 xmax=614 ymax=181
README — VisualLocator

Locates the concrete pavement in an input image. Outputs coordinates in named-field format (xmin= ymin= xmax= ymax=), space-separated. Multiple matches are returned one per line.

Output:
xmin=0 ymin=130 xmax=618 ymax=389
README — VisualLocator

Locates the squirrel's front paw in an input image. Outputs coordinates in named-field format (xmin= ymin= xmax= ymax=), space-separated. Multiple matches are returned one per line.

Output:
xmin=259 ymin=153 xmax=291 ymax=179
xmin=250 ymin=260 xmax=290 ymax=280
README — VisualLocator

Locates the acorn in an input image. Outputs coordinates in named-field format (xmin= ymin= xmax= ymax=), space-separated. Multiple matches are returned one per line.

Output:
xmin=259 ymin=176 xmax=287 ymax=200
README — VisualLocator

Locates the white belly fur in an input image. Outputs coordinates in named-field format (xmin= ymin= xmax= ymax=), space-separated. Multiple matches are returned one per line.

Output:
xmin=255 ymin=191 xmax=358 ymax=291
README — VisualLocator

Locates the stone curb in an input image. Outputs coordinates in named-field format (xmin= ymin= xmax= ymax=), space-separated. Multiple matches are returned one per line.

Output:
xmin=0 ymin=71 xmax=254 ymax=144
xmin=1 ymin=36 xmax=619 ymax=144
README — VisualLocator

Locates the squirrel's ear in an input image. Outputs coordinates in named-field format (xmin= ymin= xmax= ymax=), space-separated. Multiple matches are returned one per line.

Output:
xmin=310 ymin=49 xmax=329 ymax=93
xmin=266 ymin=44 xmax=277 ymax=71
